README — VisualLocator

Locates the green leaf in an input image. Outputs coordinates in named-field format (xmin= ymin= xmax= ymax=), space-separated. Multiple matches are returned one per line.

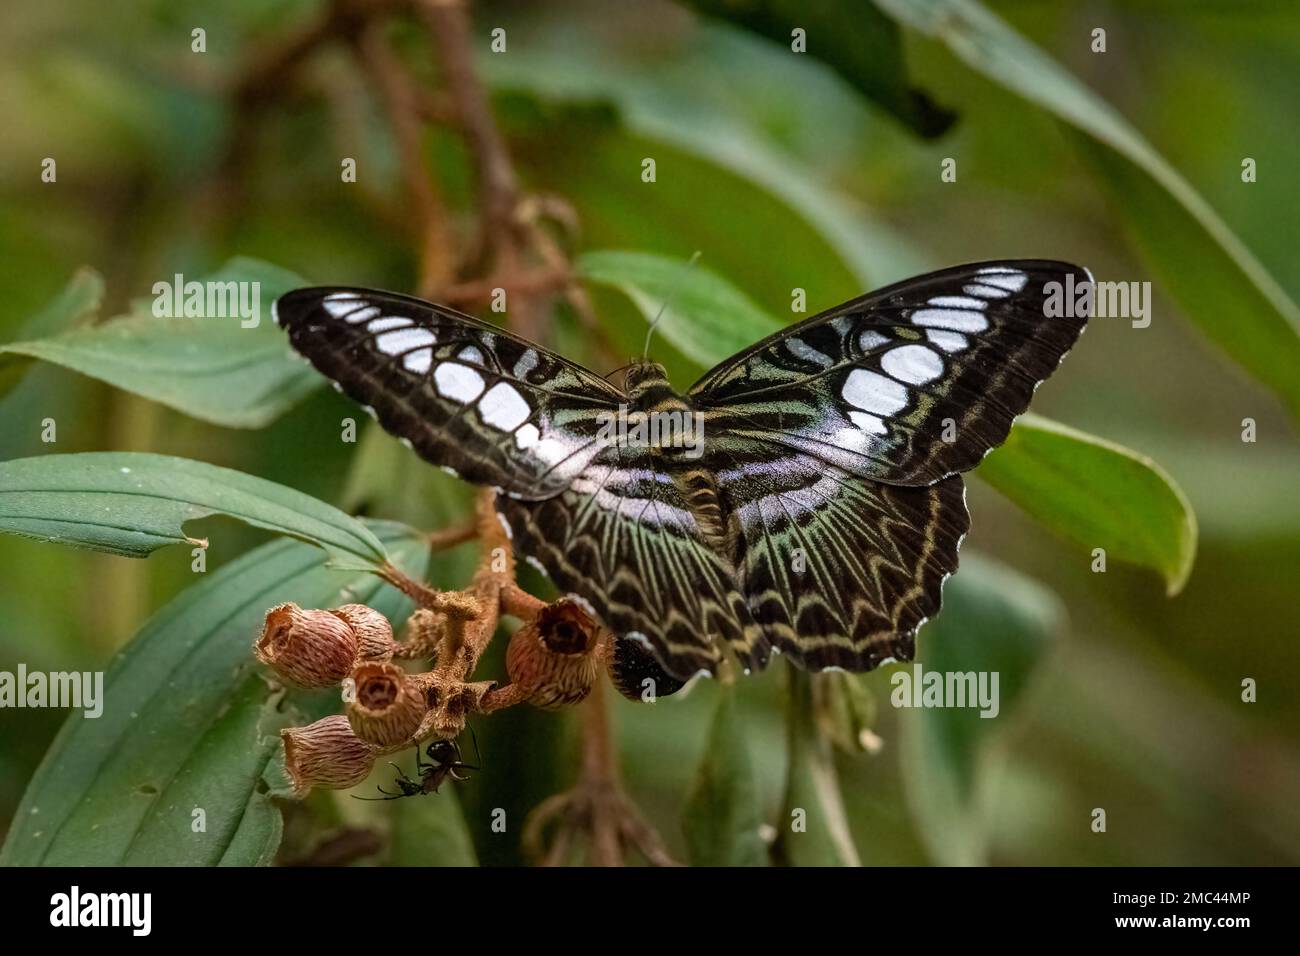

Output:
xmin=342 ymin=422 xmax=476 ymax=535
xmin=681 ymin=683 xmax=768 ymax=866
xmin=772 ymin=667 xmax=861 ymax=866
xmin=0 ymin=521 xmax=429 ymax=866
xmin=898 ymin=552 xmax=1063 ymax=865
xmin=390 ymin=789 xmax=479 ymax=867
xmin=873 ymin=0 xmax=1300 ymax=419
xmin=1068 ymin=131 xmax=1300 ymax=420
xmin=0 ymin=257 xmax=320 ymax=428
xmin=578 ymin=249 xmax=781 ymax=363
xmin=0 ymin=452 xmax=389 ymax=570
xmin=683 ymin=0 xmax=955 ymax=137
xmin=979 ymin=413 xmax=1197 ymax=595
xmin=0 ymin=267 xmax=104 ymax=400
xmin=492 ymin=36 xmax=931 ymax=292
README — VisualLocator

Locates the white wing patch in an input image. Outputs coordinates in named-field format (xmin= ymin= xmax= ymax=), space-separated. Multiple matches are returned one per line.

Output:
xmin=927 ymin=295 xmax=986 ymax=310
xmin=366 ymin=316 xmax=411 ymax=334
xmin=434 ymin=362 xmax=486 ymax=403
xmin=736 ymin=472 xmax=843 ymax=522
xmin=513 ymin=348 xmax=539 ymax=379
xmin=322 ymin=294 xmax=362 ymax=317
xmin=785 ymin=337 xmax=834 ymax=368
xmin=375 ymin=327 xmax=436 ymax=356
xmin=881 ymin=344 xmax=943 ymax=385
xmin=975 ymin=267 xmax=1030 ymax=292
xmin=842 ymin=368 xmax=908 ymax=416
xmin=926 ymin=329 xmax=968 ymax=353
xmin=514 ymin=422 xmax=540 ymax=449
xmin=848 ymin=410 xmax=888 ymax=435
xmin=963 ymin=267 xmax=1029 ymax=300
xmin=404 ymin=348 xmax=433 ymax=374
xmin=344 ymin=306 xmax=381 ymax=324
xmin=478 ymin=382 xmax=531 ymax=431
xmin=911 ymin=308 xmax=988 ymax=333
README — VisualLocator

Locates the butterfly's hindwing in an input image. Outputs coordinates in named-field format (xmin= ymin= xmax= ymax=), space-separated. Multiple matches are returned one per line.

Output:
xmin=496 ymin=442 xmax=763 ymax=681
xmin=692 ymin=261 xmax=1090 ymax=486
xmin=712 ymin=450 xmax=969 ymax=671
xmin=275 ymin=288 xmax=626 ymax=499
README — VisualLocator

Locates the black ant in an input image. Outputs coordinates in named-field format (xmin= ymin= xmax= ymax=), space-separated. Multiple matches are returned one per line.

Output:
xmin=354 ymin=729 xmax=479 ymax=800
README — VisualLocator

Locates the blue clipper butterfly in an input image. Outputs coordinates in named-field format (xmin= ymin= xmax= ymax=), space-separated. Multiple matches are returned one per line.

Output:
xmin=275 ymin=260 xmax=1090 ymax=685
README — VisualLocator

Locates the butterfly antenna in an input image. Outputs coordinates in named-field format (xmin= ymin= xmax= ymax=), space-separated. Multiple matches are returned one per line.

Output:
xmin=642 ymin=250 xmax=702 ymax=360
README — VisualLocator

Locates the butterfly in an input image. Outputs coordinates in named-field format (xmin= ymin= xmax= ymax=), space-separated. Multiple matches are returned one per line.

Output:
xmin=275 ymin=260 xmax=1090 ymax=689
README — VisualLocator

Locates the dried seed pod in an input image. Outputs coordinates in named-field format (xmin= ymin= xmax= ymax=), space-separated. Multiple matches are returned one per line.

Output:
xmin=506 ymin=599 xmax=602 ymax=709
xmin=255 ymin=603 xmax=359 ymax=688
xmin=330 ymin=604 xmax=395 ymax=662
xmin=347 ymin=661 xmax=427 ymax=747
xmin=608 ymin=636 xmax=687 ymax=703
xmin=281 ymin=715 xmax=377 ymax=797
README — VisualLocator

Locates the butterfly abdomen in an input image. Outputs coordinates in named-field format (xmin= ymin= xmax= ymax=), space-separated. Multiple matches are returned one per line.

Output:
xmin=671 ymin=466 xmax=731 ymax=553
xmin=624 ymin=380 xmax=733 ymax=554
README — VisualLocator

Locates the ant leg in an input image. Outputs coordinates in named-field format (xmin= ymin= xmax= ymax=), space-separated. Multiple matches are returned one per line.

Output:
xmin=414 ymin=747 xmax=433 ymax=776
xmin=454 ymin=726 xmax=481 ymax=773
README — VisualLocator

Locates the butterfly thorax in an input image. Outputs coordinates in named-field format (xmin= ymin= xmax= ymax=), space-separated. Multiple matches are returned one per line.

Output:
xmin=623 ymin=362 xmax=732 ymax=555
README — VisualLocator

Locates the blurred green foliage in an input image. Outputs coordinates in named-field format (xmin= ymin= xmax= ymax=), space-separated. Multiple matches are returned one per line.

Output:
xmin=1 ymin=0 xmax=1298 ymax=866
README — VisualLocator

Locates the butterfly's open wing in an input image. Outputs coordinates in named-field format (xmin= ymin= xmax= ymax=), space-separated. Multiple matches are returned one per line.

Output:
xmin=692 ymin=260 xmax=1087 ymax=672
xmin=690 ymin=261 xmax=1091 ymax=486
xmin=496 ymin=443 xmax=761 ymax=681
xmin=713 ymin=449 xmax=969 ymax=671
xmin=275 ymin=287 xmax=626 ymax=500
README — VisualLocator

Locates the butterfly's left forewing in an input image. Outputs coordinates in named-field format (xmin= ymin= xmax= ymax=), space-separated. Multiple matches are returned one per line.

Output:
xmin=692 ymin=260 xmax=1091 ymax=487
xmin=275 ymin=287 xmax=627 ymax=500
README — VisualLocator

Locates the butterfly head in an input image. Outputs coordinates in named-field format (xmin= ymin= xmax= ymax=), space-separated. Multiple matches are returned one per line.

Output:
xmin=623 ymin=361 xmax=676 ymax=402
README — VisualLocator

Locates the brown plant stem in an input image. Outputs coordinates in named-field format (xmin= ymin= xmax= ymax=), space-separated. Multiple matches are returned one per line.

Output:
xmin=352 ymin=19 xmax=456 ymax=297
xmin=415 ymin=0 xmax=524 ymax=273
xmin=521 ymin=680 xmax=680 ymax=867
xmin=428 ymin=520 xmax=477 ymax=551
